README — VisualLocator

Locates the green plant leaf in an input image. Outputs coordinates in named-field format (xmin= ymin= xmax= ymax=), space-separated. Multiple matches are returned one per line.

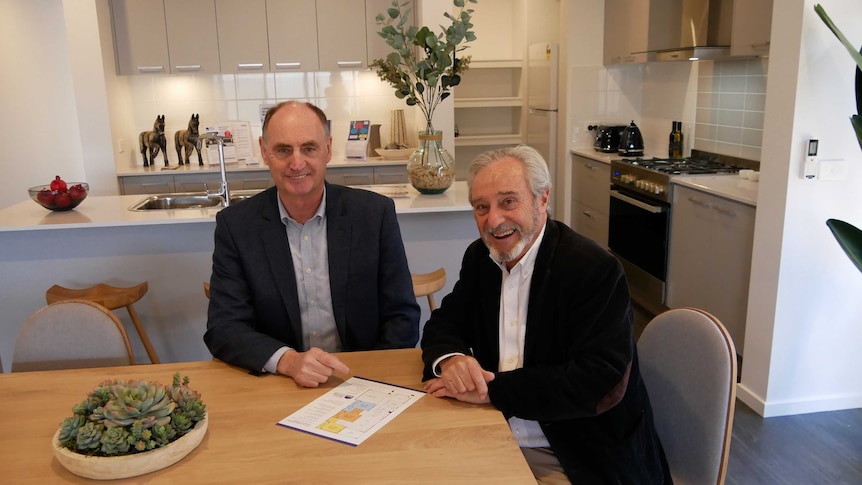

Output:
xmin=827 ymin=219 xmax=862 ymax=274
xmin=852 ymin=114 xmax=862 ymax=151
xmin=814 ymin=4 xmax=862 ymax=70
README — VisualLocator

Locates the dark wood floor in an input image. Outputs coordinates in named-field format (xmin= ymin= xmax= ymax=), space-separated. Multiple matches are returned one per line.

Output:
xmin=726 ymin=400 xmax=862 ymax=484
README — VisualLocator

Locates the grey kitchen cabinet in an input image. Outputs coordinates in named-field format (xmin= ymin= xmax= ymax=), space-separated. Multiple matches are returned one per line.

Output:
xmin=119 ymin=171 xmax=274 ymax=195
xmin=120 ymin=175 xmax=175 ymax=195
xmin=112 ymin=0 xmax=386 ymax=75
xmin=215 ymin=0 xmax=270 ymax=73
xmin=666 ymin=184 xmax=755 ymax=355
xmin=164 ymin=0 xmax=220 ymax=74
xmin=372 ymin=165 xmax=408 ymax=184
xmin=174 ymin=173 xmax=222 ymax=193
xmin=317 ymin=0 xmax=370 ymax=71
xmin=324 ymin=165 xmax=408 ymax=186
xmin=602 ymin=0 xmax=649 ymax=65
xmin=111 ymin=0 xmax=220 ymax=75
xmin=730 ymin=0 xmax=773 ymax=57
xmin=267 ymin=0 xmax=319 ymax=72
xmin=110 ymin=0 xmax=170 ymax=75
xmin=570 ymin=154 xmax=610 ymax=247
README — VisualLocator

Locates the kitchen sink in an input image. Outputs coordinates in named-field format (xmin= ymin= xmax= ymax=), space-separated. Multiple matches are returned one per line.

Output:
xmin=128 ymin=190 xmax=260 ymax=211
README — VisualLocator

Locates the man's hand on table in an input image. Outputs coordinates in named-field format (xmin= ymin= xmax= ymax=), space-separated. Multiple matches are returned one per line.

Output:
xmin=424 ymin=355 xmax=495 ymax=404
xmin=276 ymin=348 xmax=350 ymax=387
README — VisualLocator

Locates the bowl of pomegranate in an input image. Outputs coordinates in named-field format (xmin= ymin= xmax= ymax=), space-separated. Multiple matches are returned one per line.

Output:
xmin=29 ymin=176 xmax=89 ymax=211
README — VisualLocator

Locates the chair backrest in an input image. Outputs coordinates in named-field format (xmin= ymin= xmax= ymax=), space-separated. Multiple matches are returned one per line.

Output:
xmin=411 ymin=268 xmax=446 ymax=311
xmin=637 ymin=307 xmax=737 ymax=485
xmin=11 ymin=300 xmax=135 ymax=372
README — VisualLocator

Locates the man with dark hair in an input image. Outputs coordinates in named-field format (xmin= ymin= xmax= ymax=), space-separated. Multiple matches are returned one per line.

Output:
xmin=205 ymin=101 xmax=420 ymax=386
xmin=421 ymin=145 xmax=671 ymax=483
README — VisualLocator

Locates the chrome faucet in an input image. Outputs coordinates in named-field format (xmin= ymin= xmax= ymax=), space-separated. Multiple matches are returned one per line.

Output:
xmin=200 ymin=133 xmax=231 ymax=207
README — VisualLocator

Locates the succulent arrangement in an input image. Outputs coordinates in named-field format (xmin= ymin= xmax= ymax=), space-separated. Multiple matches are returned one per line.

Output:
xmin=370 ymin=0 xmax=477 ymax=133
xmin=56 ymin=373 xmax=206 ymax=457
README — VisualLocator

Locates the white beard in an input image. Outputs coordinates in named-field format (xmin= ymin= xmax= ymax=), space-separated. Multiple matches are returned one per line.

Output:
xmin=483 ymin=203 xmax=542 ymax=265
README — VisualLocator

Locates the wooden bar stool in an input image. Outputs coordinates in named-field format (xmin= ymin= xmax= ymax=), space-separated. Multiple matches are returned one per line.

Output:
xmin=45 ymin=282 xmax=160 ymax=364
xmin=411 ymin=268 xmax=446 ymax=311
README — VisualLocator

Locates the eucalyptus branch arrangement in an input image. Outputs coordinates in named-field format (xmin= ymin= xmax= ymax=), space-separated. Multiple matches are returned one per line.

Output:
xmin=56 ymin=373 xmax=206 ymax=457
xmin=371 ymin=0 xmax=477 ymax=133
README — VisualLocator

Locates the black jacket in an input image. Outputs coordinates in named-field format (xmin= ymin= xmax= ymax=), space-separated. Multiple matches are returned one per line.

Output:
xmin=421 ymin=220 xmax=671 ymax=484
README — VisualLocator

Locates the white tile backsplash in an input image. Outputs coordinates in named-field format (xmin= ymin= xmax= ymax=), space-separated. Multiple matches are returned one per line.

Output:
xmin=120 ymin=70 xmax=420 ymax=166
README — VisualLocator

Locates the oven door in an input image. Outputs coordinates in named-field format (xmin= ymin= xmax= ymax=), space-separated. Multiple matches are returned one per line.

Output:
xmin=608 ymin=186 xmax=669 ymax=307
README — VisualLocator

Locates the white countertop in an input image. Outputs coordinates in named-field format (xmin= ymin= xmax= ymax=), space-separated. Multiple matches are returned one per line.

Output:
xmin=672 ymin=175 xmax=759 ymax=206
xmin=0 ymin=182 xmax=472 ymax=232
xmin=116 ymin=159 xmax=408 ymax=177
xmin=569 ymin=147 xmax=666 ymax=165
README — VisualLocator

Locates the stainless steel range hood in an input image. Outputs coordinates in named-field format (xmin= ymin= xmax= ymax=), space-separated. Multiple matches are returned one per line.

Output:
xmin=644 ymin=0 xmax=736 ymax=62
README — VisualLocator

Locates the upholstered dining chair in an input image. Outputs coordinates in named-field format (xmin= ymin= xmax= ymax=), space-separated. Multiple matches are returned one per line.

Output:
xmin=637 ymin=307 xmax=738 ymax=485
xmin=411 ymin=268 xmax=446 ymax=311
xmin=11 ymin=300 xmax=135 ymax=372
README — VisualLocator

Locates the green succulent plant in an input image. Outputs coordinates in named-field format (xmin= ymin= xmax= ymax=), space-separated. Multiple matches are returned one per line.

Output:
xmin=371 ymin=0 xmax=477 ymax=133
xmin=56 ymin=373 xmax=206 ymax=457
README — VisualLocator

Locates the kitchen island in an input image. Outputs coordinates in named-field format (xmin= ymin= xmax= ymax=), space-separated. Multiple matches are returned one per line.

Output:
xmin=0 ymin=183 xmax=476 ymax=371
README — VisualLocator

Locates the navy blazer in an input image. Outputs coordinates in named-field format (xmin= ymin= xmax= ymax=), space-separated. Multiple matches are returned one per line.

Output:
xmin=421 ymin=220 xmax=671 ymax=484
xmin=205 ymin=183 xmax=420 ymax=372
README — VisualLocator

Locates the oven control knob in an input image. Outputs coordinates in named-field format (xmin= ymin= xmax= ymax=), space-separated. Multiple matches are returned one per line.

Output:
xmin=656 ymin=185 xmax=665 ymax=194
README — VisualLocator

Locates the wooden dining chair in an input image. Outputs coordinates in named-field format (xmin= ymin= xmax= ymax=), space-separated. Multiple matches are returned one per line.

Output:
xmin=411 ymin=268 xmax=446 ymax=311
xmin=12 ymin=300 xmax=135 ymax=372
xmin=637 ymin=307 xmax=738 ymax=485
xmin=46 ymin=281 xmax=159 ymax=364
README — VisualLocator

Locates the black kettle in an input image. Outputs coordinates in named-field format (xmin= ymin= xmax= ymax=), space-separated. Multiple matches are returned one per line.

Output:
xmin=618 ymin=121 xmax=644 ymax=156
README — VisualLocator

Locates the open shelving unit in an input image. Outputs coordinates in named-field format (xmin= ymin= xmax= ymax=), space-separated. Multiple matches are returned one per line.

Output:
xmin=454 ymin=59 xmax=525 ymax=148
xmin=453 ymin=59 xmax=525 ymax=178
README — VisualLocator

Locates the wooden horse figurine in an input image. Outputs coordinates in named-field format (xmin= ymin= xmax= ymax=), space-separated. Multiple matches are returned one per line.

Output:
xmin=138 ymin=115 xmax=168 ymax=167
xmin=174 ymin=113 xmax=203 ymax=165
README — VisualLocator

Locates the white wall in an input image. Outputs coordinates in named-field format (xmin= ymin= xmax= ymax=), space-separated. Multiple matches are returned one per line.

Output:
xmin=0 ymin=0 xmax=88 ymax=209
xmin=739 ymin=0 xmax=862 ymax=417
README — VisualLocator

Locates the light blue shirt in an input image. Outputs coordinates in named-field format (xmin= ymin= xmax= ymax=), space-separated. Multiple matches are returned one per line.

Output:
xmin=264 ymin=189 xmax=339 ymax=374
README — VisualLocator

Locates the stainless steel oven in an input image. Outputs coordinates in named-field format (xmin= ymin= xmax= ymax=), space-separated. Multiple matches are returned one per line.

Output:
xmin=608 ymin=176 xmax=670 ymax=310
xmin=608 ymin=151 xmax=750 ymax=311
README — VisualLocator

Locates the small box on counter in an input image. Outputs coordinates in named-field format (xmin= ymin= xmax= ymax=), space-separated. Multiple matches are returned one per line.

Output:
xmin=345 ymin=120 xmax=370 ymax=160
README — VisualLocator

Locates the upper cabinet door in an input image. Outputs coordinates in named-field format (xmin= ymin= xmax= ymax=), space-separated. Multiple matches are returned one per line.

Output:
xmin=730 ymin=0 xmax=773 ymax=57
xmin=317 ymin=0 xmax=368 ymax=70
xmin=215 ymin=0 xmax=270 ymax=73
xmin=111 ymin=0 xmax=170 ymax=75
xmin=603 ymin=0 xmax=648 ymax=65
xmin=164 ymin=0 xmax=220 ymax=74
xmin=267 ymin=0 xmax=319 ymax=72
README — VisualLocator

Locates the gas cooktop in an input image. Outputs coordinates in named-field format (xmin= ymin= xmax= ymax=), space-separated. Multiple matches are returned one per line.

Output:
xmin=616 ymin=157 xmax=741 ymax=175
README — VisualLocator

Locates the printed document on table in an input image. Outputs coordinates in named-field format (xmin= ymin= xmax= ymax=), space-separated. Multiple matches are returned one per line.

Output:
xmin=277 ymin=377 xmax=424 ymax=446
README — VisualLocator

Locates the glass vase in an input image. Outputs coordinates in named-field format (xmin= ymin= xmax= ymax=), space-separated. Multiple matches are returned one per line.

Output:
xmin=407 ymin=131 xmax=455 ymax=194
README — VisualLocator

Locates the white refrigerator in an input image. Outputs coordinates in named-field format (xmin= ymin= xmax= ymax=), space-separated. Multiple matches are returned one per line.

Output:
xmin=527 ymin=42 xmax=559 ymax=189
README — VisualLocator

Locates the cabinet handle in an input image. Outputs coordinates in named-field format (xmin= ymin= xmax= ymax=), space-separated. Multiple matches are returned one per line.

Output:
xmin=336 ymin=61 xmax=363 ymax=68
xmin=137 ymin=66 xmax=165 ymax=73
xmin=584 ymin=163 xmax=597 ymax=171
xmin=237 ymin=63 xmax=264 ymax=70
xmin=174 ymin=65 xmax=201 ymax=71
xmin=687 ymin=197 xmax=711 ymax=208
xmin=713 ymin=206 xmax=737 ymax=217
xmin=582 ymin=211 xmax=594 ymax=219
xmin=275 ymin=62 xmax=301 ymax=70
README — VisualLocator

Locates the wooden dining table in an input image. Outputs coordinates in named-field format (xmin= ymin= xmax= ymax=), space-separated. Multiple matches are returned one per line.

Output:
xmin=0 ymin=348 xmax=536 ymax=483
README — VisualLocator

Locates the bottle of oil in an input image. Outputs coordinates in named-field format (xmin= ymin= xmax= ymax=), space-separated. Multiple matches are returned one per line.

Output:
xmin=668 ymin=122 xmax=676 ymax=158
xmin=671 ymin=121 xmax=684 ymax=159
